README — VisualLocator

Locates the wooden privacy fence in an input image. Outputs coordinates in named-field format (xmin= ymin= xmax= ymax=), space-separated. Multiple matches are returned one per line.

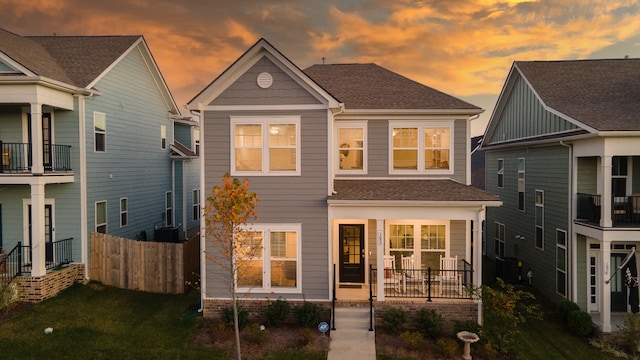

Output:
xmin=90 ymin=232 xmax=200 ymax=294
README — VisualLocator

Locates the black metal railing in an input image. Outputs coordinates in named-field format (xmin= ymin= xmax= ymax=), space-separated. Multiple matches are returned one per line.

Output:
xmin=0 ymin=141 xmax=72 ymax=173
xmin=577 ymin=193 xmax=640 ymax=226
xmin=0 ymin=238 xmax=73 ymax=288
xmin=46 ymin=237 xmax=73 ymax=270
xmin=371 ymin=264 xmax=474 ymax=300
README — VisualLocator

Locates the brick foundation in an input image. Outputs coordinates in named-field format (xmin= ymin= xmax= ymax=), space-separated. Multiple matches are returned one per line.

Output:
xmin=17 ymin=264 xmax=86 ymax=303
xmin=202 ymin=297 xmax=478 ymax=334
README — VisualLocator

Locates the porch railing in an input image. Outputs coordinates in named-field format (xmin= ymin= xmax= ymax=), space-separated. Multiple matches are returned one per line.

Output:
xmin=371 ymin=260 xmax=474 ymax=300
xmin=0 ymin=238 xmax=73 ymax=288
xmin=0 ymin=141 xmax=72 ymax=173
xmin=577 ymin=193 xmax=640 ymax=226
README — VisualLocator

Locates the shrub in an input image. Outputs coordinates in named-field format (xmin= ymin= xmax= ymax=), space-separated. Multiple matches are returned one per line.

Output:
xmin=479 ymin=279 xmax=541 ymax=353
xmin=415 ymin=308 xmax=443 ymax=339
xmin=293 ymin=301 xmax=322 ymax=327
xmin=453 ymin=320 xmax=482 ymax=337
xmin=383 ymin=307 xmax=408 ymax=333
xmin=265 ymin=297 xmax=290 ymax=326
xmin=567 ymin=309 xmax=593 ymax=336
xmin=298 ymin=327 xmax=316 ymax=346
xmin=618 ymin=313 xmax=640 ymax=354
xmin=557 ymin=300 xmax=580 ymax=323
xmin=400 ymin=331 xmax=424 ymax=350
xmin=245 ymin=323 xmax=270 ymax=344
xmin=436 ymin=338 xmax=459 ymax=359
xmin=222 ymin=305 xmax=249 ymax=330
xmin=0 ymin=283 xmax=18 ymax=313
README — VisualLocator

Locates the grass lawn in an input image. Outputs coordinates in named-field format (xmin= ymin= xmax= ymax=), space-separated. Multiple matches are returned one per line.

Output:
xmin=0 ymin=282 xmax=224 ymax=359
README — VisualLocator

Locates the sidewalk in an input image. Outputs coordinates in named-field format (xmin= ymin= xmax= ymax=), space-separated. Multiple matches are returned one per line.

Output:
xmin=327 ymin=306 xmax=376 ymax=360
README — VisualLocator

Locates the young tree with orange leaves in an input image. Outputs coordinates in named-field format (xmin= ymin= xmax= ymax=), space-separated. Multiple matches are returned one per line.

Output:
xmin=204 ymin=173 xmax=258 ymax=360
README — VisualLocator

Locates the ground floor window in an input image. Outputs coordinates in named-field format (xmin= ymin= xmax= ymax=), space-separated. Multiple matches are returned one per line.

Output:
xmin=236 ymin=223 xmax=301 ymax=293
xmin=556 ymin=229 xmax=567 ymax=297
xmin=387 ymin=221 xmax=448 ymax=270
xmin=495 ymin=222 xmax=505 ymax=257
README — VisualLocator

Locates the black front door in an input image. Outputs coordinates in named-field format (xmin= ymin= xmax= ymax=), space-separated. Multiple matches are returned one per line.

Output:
xmin=611 ymin=253 xmax=627 ymax=312
xmin=339 ymin=224 xmax=365 ymax=283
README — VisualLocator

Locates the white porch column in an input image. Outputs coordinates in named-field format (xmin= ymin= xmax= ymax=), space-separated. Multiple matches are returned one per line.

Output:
xmin=600 ymin=156 xmax=612 ymax=228
xmin=376 ymin=219 xmax=385 ymax=301
xmin=601 ymin=239 xmax=612 ymax=332
xmin=30 ymin=182 xmax=47 ymax=277
xmin=474 ymin=208 xmax=485 ymax=326
xmin=30 ymin=103 xmax=44 ymax=175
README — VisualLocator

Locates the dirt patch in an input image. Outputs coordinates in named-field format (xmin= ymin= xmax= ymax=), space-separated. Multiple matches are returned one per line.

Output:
xmin=193 ymin=320 xmax=330 ymax=360
xmin=0 ymin=302 xmax=35 ymax=324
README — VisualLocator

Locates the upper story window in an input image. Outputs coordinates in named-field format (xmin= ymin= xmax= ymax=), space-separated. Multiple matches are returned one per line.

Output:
xmin=389 ymin=121 xmax=452 ymax=174
xmin=231 ymin=116 xmax=300 ymax=176
xmin=518 ymin=158 xmax=525 ymax=211
xmin=193 ymin=128 xmax=200 ymax=156
xmin=337 ymin=121 xmax=366 ymax=173
xmin=161 ymin=125 xmax=167 ymax=149
xmin=497 ymin=159 xmax=504 ymax=188
xmin=192 ymin=189 xmax=201 ymax=221
xmin=94 ymin=112 xmax=106 ymax=152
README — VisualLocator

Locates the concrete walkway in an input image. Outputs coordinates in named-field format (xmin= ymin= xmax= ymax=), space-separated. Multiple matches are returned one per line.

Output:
xmin=327 ymin=306 xmax=376 ymax=360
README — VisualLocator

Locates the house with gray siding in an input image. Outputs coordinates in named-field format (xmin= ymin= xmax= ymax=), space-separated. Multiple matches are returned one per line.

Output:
xmin=482 ymin=59 xmax=640 ymax=332
xmin=0 ymin=28 xmax=199 ymax=300
xmin=188 ymin=39 xmax=500 ymax=319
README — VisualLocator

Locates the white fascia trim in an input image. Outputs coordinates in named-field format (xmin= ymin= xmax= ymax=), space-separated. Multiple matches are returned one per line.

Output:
xmin=342 ymin=108 xmax=483 ymax=116
xmin=0 ymin=75 xmax=92 ymax=95
xmin=0 ymin=53 xmax=36 ymax=75
xmin=201 ymin=104 xmax=330 ymax=111
xmin=327 ymin=200 xmax=503 ymax=207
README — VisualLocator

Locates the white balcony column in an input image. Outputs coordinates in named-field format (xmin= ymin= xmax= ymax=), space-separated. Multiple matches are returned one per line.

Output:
xmin=600 ymin=156 xmax=612 ymax=227
xmin=376 ymin=219 xmax=385 ymax=301
xmin=30 ymin=182 xmax=47 ymax=277
xmin=30 ymin=103 xmax=44 ymax=175
xmin=600 ymin=239 xmax=612 ymax=332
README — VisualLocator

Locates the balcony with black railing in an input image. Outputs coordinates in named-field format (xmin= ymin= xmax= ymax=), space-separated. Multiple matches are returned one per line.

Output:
xmin=0 ymin=142 xmax=72 ymax=174
xmin=576 ymin=193 xmax=640 ymax=227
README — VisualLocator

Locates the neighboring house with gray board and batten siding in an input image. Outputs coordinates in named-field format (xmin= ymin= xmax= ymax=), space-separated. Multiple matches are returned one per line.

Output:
xmin=481 ymin=59 xmax=640 ymax=333
xmin=0 ymin=28 xmax=199 ymax=301
xmin=188 ymin=39 xmax=501 ymax=322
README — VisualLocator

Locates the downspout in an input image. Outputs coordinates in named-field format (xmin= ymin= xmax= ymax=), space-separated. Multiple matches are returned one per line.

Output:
xmin=560 ymin=140 xmax=575 ymax=302
xmin=466 ymin=113 xmax=481 ymax=185
xmin=78 ymin=94 xmax=89 ymax=279
xmin=192 ymin=108 xmax=205 ymax=313
xmin=327 ymin=103 xmax=344 ymax=304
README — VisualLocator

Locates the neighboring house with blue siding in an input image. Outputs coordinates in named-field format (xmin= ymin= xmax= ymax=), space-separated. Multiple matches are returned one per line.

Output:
xmin=0 ymin=28 xmax=199 ymax=300
xmin=188 ymin=39 xmax=500 ymax=319
xmin=482 ymin=59 xmax=640 ymax=332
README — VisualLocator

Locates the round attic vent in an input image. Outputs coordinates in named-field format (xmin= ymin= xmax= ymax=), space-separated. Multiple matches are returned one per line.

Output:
xmin=257 ymin=72 xmax=273 ymax=89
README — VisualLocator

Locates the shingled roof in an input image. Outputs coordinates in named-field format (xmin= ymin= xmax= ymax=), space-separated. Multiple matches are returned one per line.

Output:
xmin=0 ymin=28 xmax=140 ymax=88
xmin=515 ymin=59 xmax=640 ymax=131
xmin=328 ymin=179 xmax=501 ymax=203
xmin=304 ymin=63 xmax=481 ymax=111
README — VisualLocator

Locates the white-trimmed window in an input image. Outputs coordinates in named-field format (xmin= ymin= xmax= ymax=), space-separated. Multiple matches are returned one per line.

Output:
xmin=94 ymin=112 xmax=106 ymax=152
xmin=161 ymin=125 xmax=167 ymax=149
xmin=120 ymin=197 xmax=128 ymax=227
xmin=497 ymin=159 xmax=504 ymax=188
xmin=337 ymin=121 xmax=366 ymax=173
xmin=495 ymin=222 xmax=505 ymax=257
xmin=231 ymin=116 xmax=300 ymax=176
xmin=165 ymin=191 xmax=173 ymax=227
xmin=236 ymin=224 xmax=301 ymax=293
xmin=535 ymin=190 xmax=544 ymax=249
xmin=556 ymin=229 xmax=567 ymax=297
xmin=96 ymin=201 xmax=107 ymax=233
xmin=192 ymin=189 xmax=200 ymax=221
xmin=193 ymin=128 xmax=200 ymax=156
xmin=518 ymin=158 xmax=525 ymax=211
xmin=389 ymin=121 xmax=452 ymax=173
xmin=387 ymin=221 xmax=449 ymax=270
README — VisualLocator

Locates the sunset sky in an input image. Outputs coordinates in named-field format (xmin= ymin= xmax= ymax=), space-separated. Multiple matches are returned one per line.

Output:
xmin=2 ymin=0 xmax=640 ymax=136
